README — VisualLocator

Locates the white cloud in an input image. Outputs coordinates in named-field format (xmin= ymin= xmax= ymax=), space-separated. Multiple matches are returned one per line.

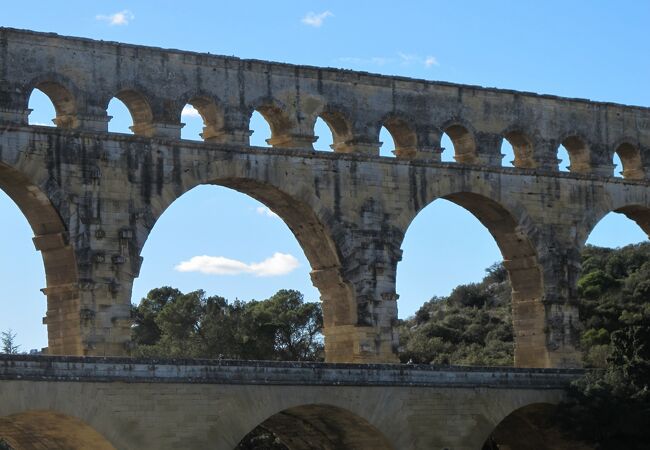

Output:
xmin=175 ymin=253 xmax=300 ymax=277
xmin=181 ymin=105 xmax=201 ymax=118
xmin=256 ymin=206 xmax=279 ymax=218
xmin=96 ymin=10 xmax=135 ymax=26
xmin=301 ymin=11 xmax=333 ymax=27
xmin=424 ymin=56 xmax=440 ymax=67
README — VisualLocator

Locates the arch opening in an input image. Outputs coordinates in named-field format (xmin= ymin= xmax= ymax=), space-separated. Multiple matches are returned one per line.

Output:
xmin=250 ymin=110 xmax=273 ymax=147
xmin=503 ymin=131 xmax=535 ymax=168
xmin=0 ymin=410 xmax=116 ymax=450
xmin=560 ymin=136 xmax=591 ymax=173
xmin=27 ymin=88 xmax=56 ymax=127
xmin=132 ymin=181 xmax=356 ymax=362
xmin=313 ymin=116 xmax=334 ymax=152
xmin=382 ymin=117 xmax=417 ymax=158
xmin=379 ymin=126 xmax=396 ymax=157
xmin=180 ymin=96 xmax=224 ymax=142
xmin=0 ymin=162 xmax=79 ymax=355
xmin=27 ymin=82 xmax=76 ymax=128
xmin=318 ymin=110 xmax=353 ymax=153
xmin=236 ymin=404 xmax=394 ymax=450
xmin=443 ymin=124 xmax=477 ymax=164
xmin=107 ymin=90 xmax=153 ymax=136
xmin=614 ymin=142 xmax=644 ymax=179
xmin=482 ymin=403 xmax=591 ymax=450
xmin=398 ymin=193 xmax=543 ymax=367
xmin=250 ymin=105 xmax=294 ymax=147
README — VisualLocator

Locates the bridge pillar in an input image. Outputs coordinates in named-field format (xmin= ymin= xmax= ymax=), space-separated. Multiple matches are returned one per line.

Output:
xmin=510 ymin=238 xmax=583 ymax=368
xmin=475 ymin=132 xmax=505 ymax=166
xmin=311 ymin=230 xmax=401 ymax=364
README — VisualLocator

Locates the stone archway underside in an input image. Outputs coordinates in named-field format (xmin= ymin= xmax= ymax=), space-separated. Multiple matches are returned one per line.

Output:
xmin=242 ymin=404 xmax=394 ymax=450
xmin=0 ymin=411 xmax=116 ymax=450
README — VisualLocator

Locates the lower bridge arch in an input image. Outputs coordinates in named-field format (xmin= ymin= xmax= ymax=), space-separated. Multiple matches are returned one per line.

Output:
xmin=481 ymin=402 xmax=593 ymax=450
xmin=0 ymin=410 xmax=116 ymax=450
xmin=235 ymin=403 xmax=394 ymax=450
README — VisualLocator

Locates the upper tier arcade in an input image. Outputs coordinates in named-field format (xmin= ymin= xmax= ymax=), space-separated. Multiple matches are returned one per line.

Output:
xmin=1 ymin=27 xmax=649 ymax=178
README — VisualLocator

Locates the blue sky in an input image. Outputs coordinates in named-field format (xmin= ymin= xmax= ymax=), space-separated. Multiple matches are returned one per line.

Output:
xmin=1 ymin=1 xmax=649 ymax=351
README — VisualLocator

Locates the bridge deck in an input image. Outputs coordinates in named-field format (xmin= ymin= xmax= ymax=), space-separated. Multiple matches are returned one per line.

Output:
xmin=0 ymin=355 xmax=583 ymax=388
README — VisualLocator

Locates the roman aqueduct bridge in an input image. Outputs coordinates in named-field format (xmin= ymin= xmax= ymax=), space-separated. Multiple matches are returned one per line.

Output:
xmin=1 ymin=27 xmax=649 ymax=368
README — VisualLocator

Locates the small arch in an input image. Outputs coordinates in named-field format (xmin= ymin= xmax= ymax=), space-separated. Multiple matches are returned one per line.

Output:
xmin=236 ymin=404 xmax=394 ymax=450
xmin=482 ymin=403 xmax=592 ymax=449
xmin=560 ymin=135 xmax=591 ymax=173
xmin=179 ymin=95 xmax=225 ymax=142
xmin=503 ymin=130 xmax=536 ymax=168
xmin=27 ymin=88 xmax=56 ymax=127
xmin=379 ymin=126 xmax=396 ymax=157
xmin=319 ymin=109 xmax=354 ymax=152
xmin=0 ymin=410 xmax=116 ymax=449
xmin=441 ymin=122 xmax=478 ymax=164
xmin=382 ymin=116 xmax=418 ymax=158
xmin=313 ymin=116 xmax=335 ymax=151
xmin=249 ymin=101 xmax=295 ymax=147
xmin=615 ymin=142 xmax=644 ymax=179
xmin=27 ymin=77 xmax=78 ymax=128
xmin=108 ymin=90 xmax=154 ymax=136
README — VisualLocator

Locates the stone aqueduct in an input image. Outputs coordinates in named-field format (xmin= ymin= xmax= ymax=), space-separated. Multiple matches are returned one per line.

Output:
xmin=2 ymin=26 xmax=650 ymax=369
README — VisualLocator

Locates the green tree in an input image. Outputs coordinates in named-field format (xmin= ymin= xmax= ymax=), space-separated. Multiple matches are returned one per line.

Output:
xmin=558 ymin=316 xmax=650 ymax=449
xmin=1 ymin=329 xmax=19 ymax=354
xmin=131 ymin=288 xmax=323 ymax=361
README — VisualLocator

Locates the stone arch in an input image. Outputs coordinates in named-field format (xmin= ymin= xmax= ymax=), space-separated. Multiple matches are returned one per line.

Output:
xmin=381 ymin=114 xmax=418 ymax=159
xmin=26 ymin=73 xmax=80 ymax=129
xmin=614 ymin=141 xmax=645 ymax=179
xmin=177 ymin=92 xmax=225 ymax=142
xmin=577 ymin=204 xmax=650 ymax=249
xmin=481 ymin=403 xmax=592 ymax=450
xmin=318 ymin=106 xmax=355 ymax=153
xmin=236 ymin=404 xmax=394 ymax=450
xmin=106 ymin=88 xmax=155 ymax=136
xmin=559 ymin=133 xmax=591 ymax=174
xmin=0 ymin=161 xmax=80 ymax=355
xmin=248 ymin=98 xmax=298 ymax=148
xmin=439 ymin=120 xmax=478 ymax=164
xmin=136 ymin=176 xmax=357 ymax=362
xmin=0 ymin=410 xmax=116 ymax=450
xmin=401 ymin=191 xmax=548 ymax=367
xmin=502 ymin=127 xmax=536 ymax=168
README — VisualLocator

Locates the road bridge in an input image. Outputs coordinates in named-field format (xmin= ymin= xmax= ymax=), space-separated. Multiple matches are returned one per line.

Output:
xmin=0 ymin=355 xmax=586 ymax=450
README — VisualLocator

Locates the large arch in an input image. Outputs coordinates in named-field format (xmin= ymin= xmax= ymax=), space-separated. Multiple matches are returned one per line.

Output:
xmin=0 ymin=162 xmax=80 ymax=355
xmin=481 ymin=403 xmax=592 ymax=450
xmin=0 ymin=410 xmax=116 ymax=450
xmin=236 ymin=404 xmax=394 ymax=450
xmin=577 ymin=204 xmax=650 ymax=250
xmin=135 ymin=176 xmax=357 ymax=362
xmin=400 ymin=191 xmax=546 ymax=367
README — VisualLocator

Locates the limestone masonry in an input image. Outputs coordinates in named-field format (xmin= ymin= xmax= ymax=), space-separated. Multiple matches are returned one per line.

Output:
xmin=1 ymin=27 xmax=649 ymax=368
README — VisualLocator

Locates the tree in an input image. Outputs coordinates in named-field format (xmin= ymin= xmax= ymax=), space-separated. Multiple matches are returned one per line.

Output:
xmin=1 ymin=329 xmax=19 ymax=354
xmin=557 ymin=315 xmax=650 ymax=449
xmin=131 ymin=288 xmax=323 ymax=361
